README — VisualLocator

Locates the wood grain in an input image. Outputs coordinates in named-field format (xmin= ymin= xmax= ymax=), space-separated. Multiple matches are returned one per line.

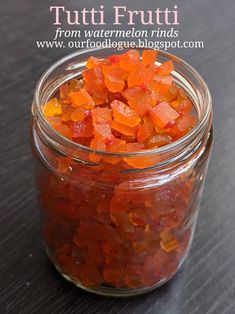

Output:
xmin=1 ymin=0 xmax=235 ymax=313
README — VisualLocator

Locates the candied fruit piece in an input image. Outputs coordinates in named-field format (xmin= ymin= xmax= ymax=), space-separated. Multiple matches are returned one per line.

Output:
xmin=150 ymin=75 xmax=173 ymax=95
xmin=69 ymin=79 xmax=83 ymax=92
xmin=104 ymin=75 xmax=125 ymax=93
xmin=111 ymin=120 xmax=138 ymax=137
xmin=70 ymin=116 xmax=93 ymax=138
xmin=107 ymin=138 xmax=126 ymax=152
xmin=53 ymin=124 xmax=71 ymax=138
xmin=150 ymin=102 xmax=180 ymax=128
xmin=93 ymin=123 xmax=114 ymax=145
xmin=110 ymin=196 xmax=129 ymax=219
xmin=128 ymin=100 xmax=151 ymax=118
xmin=47 ymin=116 xmax=61 ymax=127
xmin=160 ymin=81 xmax=173 ymax=94
xmin=71 ymin=107 xmax=86 ymax=122
xmin=91 ymin=89 xmax=108 ymax=105
xmin=103 ymin=64 xmax=127 ymax=93
xmin=61 ymin=105 xmax=73 ymax=122
xmin=91 ymin=107 xmax=112 ymax=125
xmin=128 ymin=66 xmax=154 ymax=88
xmin=145 ymin=205 xmax=159 ymax=224
xmin=129 ymin=209 xmax=149 ymax=226
xmin=172 ymin=99 xmax=193 ymax=115
xmin=83 ymin=67 xmax=105 ymax=91
xmin=123 ymin=86 xmax=156 ymax=116
xmin=161 ymin=75 xmax=173 ymax=86
xmin=59 ymin=83 xmax=69 ymax=103
xmin=44 ymin=98 xmax=62 ymax=117
xmin=163 ymin=84 xmax=178 ymax=102
xmin=124 ymin=154 xmax=160 ymax=169
xmin=120 ymin=49 xmax=141 ymax=72
xmin=86 ymin=56 xmax=102 ymax=69
xmin=125 ymin=142 xmax=144 ymax=152
xmin=137 ymin=117 xmax=154 ymax=143
xmin=158 ymin=60 xmax=174 ymax=76
xmin=110 ymin=209 xmax=129 ymax=226
xmin=70 ymin=89 xmax=95 ymax=109
xmin=160 ymin=238 xmax=179 ymax=253
xmin=102 ymin=65 xmax=127 ymax=80
xmin=154 ymin=124 xmax=165 ymax=134
xmin=176 ymin=114 xmax=197 ymax=136
xmin=102 ymin=241 xmax=125 ymax=258
xmin=89 ymin=138 xmax=105 ymax=162
xmin=171 ymin=98 xmax=181 ymax=108
xmin=47 ymin=117 xmax=72 ymax=138
xmin=123 ymin=86 xmax=146 ymax=101
xmin=102 ymin=155 xmax=121 ymax=165
xmin=111 ymin=99 xmax=141 ymax=127
xmin=142 ymin=49 xmax=157 ymax=65
xmin=147 ymin=134 xmax=172 ymax=148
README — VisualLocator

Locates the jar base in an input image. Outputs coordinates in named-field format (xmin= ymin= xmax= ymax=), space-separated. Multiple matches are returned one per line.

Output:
xmin=45 ymin=246 xmax=189 ymax=297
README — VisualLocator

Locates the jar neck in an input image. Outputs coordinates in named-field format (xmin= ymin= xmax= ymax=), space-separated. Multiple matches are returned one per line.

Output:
xmin=32 ymin=48 xmax=212 ymax=172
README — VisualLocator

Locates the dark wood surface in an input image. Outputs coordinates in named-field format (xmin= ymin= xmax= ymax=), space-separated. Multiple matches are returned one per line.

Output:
xmin=1 ymin=0 xmax=235 ymax=313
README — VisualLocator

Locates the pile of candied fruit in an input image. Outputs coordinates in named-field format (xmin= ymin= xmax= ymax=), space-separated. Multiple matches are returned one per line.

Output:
xmin=38 ymin=50 xmax=200 ymax=290
xmin=43 ymin=49 xmax=197 ymax=168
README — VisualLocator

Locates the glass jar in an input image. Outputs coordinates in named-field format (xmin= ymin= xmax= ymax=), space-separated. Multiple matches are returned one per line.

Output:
xmin=31 ymin=48 xmax=212 ymax=297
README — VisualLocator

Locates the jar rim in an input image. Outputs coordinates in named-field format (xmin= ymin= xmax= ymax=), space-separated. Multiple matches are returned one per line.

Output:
xmin=33 ymin=47 xmax=212 ymax=158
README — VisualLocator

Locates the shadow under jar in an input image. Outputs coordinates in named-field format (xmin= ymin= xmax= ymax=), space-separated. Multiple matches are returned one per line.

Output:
xmin=30 ymin=48 xmax=212 ymax=297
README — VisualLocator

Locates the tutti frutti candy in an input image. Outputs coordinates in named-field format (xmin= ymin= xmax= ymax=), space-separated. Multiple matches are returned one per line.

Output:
xmin=43 ymin=49 xmax=197 ymax=160
xmin=40 ymin=49 xmax=198 ymax=289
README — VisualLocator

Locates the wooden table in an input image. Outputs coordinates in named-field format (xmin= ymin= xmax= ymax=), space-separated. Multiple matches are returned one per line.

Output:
xmin=1 ymin=0 xmax=235 ymax=313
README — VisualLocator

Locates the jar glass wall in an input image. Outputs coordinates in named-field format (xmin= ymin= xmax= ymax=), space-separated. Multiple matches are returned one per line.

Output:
xmin=31 ymin=48 xmax=212 ymax=296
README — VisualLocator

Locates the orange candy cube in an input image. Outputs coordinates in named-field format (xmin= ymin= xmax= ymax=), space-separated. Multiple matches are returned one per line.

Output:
xmin=71 ymin=107 xmax=86 ymax=122
xmin=71 ymin=117 xmax=93 ymax=138
xmin=70 ymin=89 xmax=95 ymax=109
xmin=111 ymin=120 xmax=138 ymax=137
xmin=176 ymin=114 xmax=197 ymax=136
xmin=44 ymin=98 xmax=62 ymax=117
xmin=128 ymin=66 xmax=154 ymax=88
xmin=103 ymin=65 xmax=127 ymax=92
xmin=120 ymin=49 xmax=141 ymax=72
xmin=150 ymin=102 xmax=180 ymax=128
xmin=107 ymin=138 xmax=126 ymax=153
xmin=91 ymin=107 xmax=112 ymax=125
xmin=111 ymin=99 xmax=141 ymax=127
xmin=142 ymin=49 xmax=157 ymax=66
xmin=160 ymin=238 xmax=179 ymax=253
xmin=123 ymin=86 xmax=157 ymax=116
xmin=105 ymin=75 xmax=125 ymax=93
xmin=59 ymin=83 xmax=69 ymax=103
xmin=83 ymin=67 xmax=105 ymax=91
xmin=89 ymin=138 xmax=106 ymax=162
xmin=93 ymin=123 xmax=114 ymax=145
xmin=147 ymin=134 xmax=172 ymax=148
xmin=137 ymin=117 xmax=154 ymax=143
xmin=173 ymin=99 xmax=193 ymax=115
xmin=86 ymin=56 xmax=102 ymax=69
xmin=158 ymin=60 xmax=174 ymax=76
